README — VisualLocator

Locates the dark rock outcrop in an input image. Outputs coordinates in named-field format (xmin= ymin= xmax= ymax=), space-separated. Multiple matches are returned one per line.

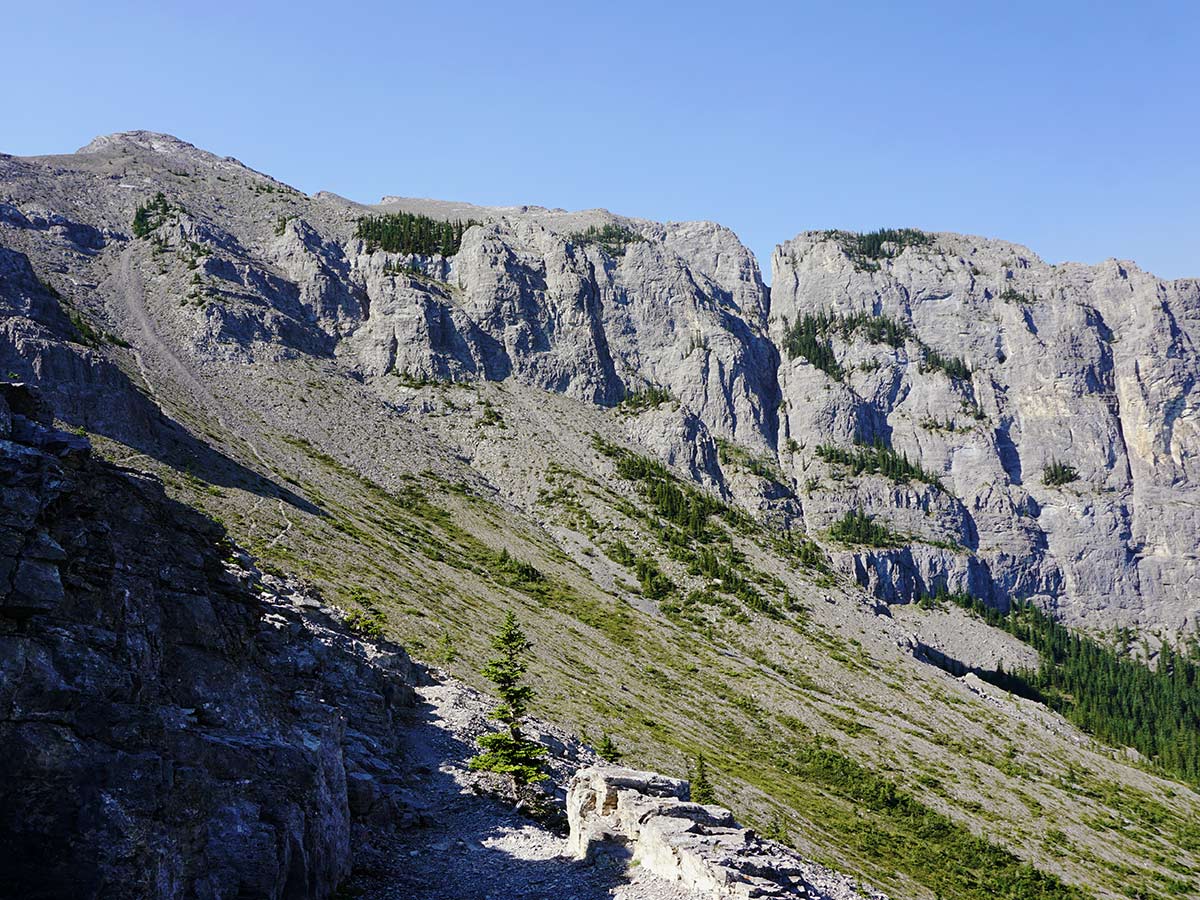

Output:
xmin=0 ymin=383 xmax=418 ymax=900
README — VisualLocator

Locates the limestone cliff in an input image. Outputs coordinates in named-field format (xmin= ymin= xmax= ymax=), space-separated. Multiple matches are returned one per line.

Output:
xmin=771 ymin=231 xmax=1200 ymax=630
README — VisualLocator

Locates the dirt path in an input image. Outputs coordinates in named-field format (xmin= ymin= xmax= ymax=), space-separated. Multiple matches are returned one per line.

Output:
xmin=346 ymin=683 xmax=706 ymax=900
xmin=114 ymin=247 xmax=294 ymax=544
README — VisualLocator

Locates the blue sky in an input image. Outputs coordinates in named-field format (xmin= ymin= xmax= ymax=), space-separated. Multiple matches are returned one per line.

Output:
xmin=6 ymin=1 xmax=1197 ymax=280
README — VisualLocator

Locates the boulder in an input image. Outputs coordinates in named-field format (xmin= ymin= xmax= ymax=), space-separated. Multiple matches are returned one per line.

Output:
xmin=567 ymin=765 xmax=810 ymax=898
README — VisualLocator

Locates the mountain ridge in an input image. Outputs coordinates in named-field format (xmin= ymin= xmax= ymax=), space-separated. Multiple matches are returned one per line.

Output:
xmin=2 ymin=131 xmax=1199 ymax=900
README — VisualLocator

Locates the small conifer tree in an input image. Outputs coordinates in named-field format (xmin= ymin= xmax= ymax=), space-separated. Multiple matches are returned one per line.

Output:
xmin=691 ymin=753 xmax=716 ymax=804
xmin=469 ymin=613 xmax=547 ymax=786
xmin=597 ymin=733 xmax=622 ymax=763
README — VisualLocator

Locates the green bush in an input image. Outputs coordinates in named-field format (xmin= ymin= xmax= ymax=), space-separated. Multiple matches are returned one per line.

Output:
xmin=596 ymin=733 xmax=623 ymax=763
xmin=345 ymin=608 xmax=385 ymax=639
xmin=1000 ymin=287 xmax=1038 ymax=305
xmin=1042 ymin=460 xmax=1078 ymax=487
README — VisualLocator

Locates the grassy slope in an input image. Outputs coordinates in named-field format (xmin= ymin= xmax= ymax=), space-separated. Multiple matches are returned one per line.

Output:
xmin=89 ymin=363 xmax=1200 ymax=900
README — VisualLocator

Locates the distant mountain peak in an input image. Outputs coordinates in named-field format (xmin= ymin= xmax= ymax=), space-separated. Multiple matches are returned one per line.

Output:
xmin=75 ymin=131 xmax=256 ymax=176
xmin=78 ymin=130 xmax=200 ymax=155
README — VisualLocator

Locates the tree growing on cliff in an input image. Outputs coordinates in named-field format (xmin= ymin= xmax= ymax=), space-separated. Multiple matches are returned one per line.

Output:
xmin=469 ymin=613 xmax=548 ymax=787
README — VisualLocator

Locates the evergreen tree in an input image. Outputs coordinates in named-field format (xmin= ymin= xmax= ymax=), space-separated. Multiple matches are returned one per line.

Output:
xmin=691 ymin=753 xmax=716 ymax=804
xmin=596 ymin=733 xmax=622 ymax=763
xmin=469 ymin=613 xmax=548 ymax=786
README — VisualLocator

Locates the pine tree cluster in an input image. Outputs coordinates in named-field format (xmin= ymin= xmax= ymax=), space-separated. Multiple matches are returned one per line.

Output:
xmin=566 ymin=223 xmax=645 ymax=257
xmin=781 ymin=314 xmax=843 ymax=379
xmin=355 ymin=212 xmax=480 ymax=256
xmin=1042 ymin=460 xmax=1079 ymax=486
xmin=828 ymin=508 xmax=903 ymax=547
xmin=817 ymin=227 xmax=935 ymax=272
xmin=937 ymin=590 xmax=1200 ymax=785
xmin=781 ymin=309 xmax=970 ymax=384
xmin=132 ymin=192 xmax=173 ymax=238
xmin=817 ymin=437 xmax=942 ymax=488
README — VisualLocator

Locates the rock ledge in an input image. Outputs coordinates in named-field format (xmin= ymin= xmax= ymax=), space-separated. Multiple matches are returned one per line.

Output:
xmin=567 ymin=766 xmax=885 ymax=900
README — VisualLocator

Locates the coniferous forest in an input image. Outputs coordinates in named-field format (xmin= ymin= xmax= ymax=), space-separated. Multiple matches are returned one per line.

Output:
xmin=937 ymin=590 xmax=1200 ymax=785
xmin=355 ymin=211 xmax=481 ymax=256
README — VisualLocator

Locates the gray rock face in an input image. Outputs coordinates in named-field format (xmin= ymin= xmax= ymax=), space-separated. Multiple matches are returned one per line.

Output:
xmin=346 ymin=216 xmax=778 ymax=447
xmin=566 ymin=766 xmax=886 ymax=900
xmin=771 ymin=232 xmax=1200 ymax=629
xmin=0 ymin=384 xmax=419 ymax=900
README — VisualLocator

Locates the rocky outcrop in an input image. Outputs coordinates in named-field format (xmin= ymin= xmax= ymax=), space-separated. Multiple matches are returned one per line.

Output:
xmin=566 ymin=766 xmax=886 ymax=900
xmin=345 ymin=216 xmax=779 ymax=447
xmin=0 ymin=384 xmax=419 ymax=900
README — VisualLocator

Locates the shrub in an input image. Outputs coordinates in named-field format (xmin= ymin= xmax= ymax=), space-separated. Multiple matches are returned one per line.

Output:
xmin=596 ymin=733 xmax=622 ymax=763
xmin=1000 ymin=287 xmax=1038 ymax=305
xmin=761 ymin=812 xmax=790 ymax=844
xmin=345 ymin=608 xmax=385 ymax=639
xmin=1042 ymin=460 xmax=1078 ymax=487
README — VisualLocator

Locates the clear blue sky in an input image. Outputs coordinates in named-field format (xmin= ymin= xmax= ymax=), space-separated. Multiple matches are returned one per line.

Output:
xmin=6 ymin=1 xmax=1198 ymax=280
